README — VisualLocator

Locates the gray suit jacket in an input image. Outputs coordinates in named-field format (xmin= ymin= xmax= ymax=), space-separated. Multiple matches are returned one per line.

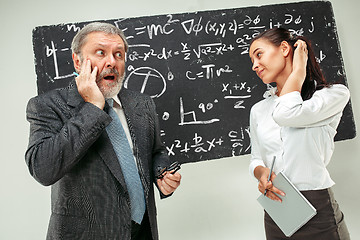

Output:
xmin=25 ymin=80 xmax=170 ymax=240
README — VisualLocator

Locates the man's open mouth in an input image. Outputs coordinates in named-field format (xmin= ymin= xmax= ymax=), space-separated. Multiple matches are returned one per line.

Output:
xmin=104 ymin=75 xmax=115 ymax=80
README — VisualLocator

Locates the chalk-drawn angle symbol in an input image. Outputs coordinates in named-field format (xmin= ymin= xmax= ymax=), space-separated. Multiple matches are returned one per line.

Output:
xmin=179 ymin=97 xmax=220 ymax=126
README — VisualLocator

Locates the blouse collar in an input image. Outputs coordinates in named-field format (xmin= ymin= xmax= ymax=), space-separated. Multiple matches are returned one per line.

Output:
xmin=263 ymin=85 xmax=278 ymax=99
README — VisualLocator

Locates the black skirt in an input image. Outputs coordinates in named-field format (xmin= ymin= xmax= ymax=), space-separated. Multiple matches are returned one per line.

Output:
xmin=264 ymin=188 xmax=350 ymax=240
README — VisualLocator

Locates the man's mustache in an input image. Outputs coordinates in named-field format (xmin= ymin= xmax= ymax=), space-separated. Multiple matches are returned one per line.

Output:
xmin=97 ymin=68 xmax=120 ymax=83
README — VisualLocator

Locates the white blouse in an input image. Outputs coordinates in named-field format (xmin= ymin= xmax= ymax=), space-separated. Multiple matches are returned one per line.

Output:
xmin=249 ymin=84 xmax=350 ymax=190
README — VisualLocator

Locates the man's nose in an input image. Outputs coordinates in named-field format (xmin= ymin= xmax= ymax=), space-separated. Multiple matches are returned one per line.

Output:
xmin=105 ymin=54 xmax=116 ymax=68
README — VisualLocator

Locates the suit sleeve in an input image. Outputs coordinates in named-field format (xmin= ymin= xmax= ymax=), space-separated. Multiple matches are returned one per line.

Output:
xmin=146 ymin=97 xmax=173 ymax=198
xmin=25 ymin=95 xmax=112 ymax=186
xmin=146 ymin=97 xmax=170 ymax=174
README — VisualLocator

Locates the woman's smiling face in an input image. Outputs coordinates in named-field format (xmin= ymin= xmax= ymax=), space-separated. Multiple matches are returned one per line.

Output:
xmin=249 ymin=39 xmax=288 ymax=85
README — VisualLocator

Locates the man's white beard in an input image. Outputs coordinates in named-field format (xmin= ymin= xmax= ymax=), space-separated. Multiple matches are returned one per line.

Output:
xmin=100 ymin=73 xmax=125 ymax=99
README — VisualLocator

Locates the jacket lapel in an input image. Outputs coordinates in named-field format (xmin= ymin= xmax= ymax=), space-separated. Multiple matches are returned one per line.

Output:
xmin=93 ymin=132 xmax=128 ymax=192
xmin=66 ymin=80 xmax=128 ymax=192
xmin=119 ymin=89 xmax=151 ymax=195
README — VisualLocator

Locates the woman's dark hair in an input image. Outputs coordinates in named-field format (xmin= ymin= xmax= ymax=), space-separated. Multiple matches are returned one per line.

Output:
xmin=251 ymin=28 xmax=331 ymax=100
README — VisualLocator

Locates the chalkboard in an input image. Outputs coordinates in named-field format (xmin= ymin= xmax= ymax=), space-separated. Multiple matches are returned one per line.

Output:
xmin=32 ymin=1 xmax=356 ymax=164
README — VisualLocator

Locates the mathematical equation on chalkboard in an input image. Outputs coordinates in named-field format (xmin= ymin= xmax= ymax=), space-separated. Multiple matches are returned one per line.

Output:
xmin=33 ymin=1 xmax=356 ymax=164
xmin=42 ymin=13 xmax=318 ymax=82
xmin=124 ymin=14 xmax=315 ymax=59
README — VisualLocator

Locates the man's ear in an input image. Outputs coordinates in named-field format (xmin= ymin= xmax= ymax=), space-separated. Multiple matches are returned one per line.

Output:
xmin=72 ymin=53 xmax=81 ymax=73
xmin=280 ymin=41 xmax=291 ymax=58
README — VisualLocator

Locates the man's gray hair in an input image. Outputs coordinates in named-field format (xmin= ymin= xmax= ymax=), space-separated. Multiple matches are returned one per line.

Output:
xmin=71 ymin=22 xmax=129 ymax=56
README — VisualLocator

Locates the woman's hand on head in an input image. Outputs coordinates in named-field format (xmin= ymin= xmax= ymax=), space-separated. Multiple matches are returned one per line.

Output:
xmin=292 ymin=40 xmax=308 ymax=79
xmin=279 ymin=39 xmax=308 ymax=96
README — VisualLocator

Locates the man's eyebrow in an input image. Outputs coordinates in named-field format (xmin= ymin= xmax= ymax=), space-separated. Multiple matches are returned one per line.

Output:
xmin=94 ymin=43 xmax=106 ymax=48
xmin=116 ymin=45 xmax=125 ymax=50
xmin=94 ymin=43 xmax=125 ymax=50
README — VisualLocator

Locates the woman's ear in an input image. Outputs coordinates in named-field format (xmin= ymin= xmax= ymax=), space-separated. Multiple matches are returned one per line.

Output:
xmin=280 ymin=41 xmax=292 ymax=58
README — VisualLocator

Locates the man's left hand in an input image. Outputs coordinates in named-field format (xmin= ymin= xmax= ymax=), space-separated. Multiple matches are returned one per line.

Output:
xmin=157 ymin=171 xmax=181 ymax=196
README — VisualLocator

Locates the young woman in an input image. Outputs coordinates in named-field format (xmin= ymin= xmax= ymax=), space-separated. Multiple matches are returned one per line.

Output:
xmin=248 ymin=28 xmax=350 ymax=239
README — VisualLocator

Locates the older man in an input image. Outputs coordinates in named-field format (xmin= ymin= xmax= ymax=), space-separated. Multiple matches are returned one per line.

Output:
xmin=25 ymin=22 xmax=181 ymax=240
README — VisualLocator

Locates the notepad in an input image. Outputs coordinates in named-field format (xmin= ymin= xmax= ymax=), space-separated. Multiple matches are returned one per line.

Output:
xmin=257 ymin=172 xmax=317 ymax=237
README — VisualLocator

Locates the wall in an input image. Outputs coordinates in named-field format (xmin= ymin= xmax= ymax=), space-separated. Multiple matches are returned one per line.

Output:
xmin=0 ymin=0 xmax=358 ymax=239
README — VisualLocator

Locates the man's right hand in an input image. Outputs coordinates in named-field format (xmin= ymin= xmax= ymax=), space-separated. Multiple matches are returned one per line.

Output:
xmin=75 ymin=59 xmax=105 ymax=109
